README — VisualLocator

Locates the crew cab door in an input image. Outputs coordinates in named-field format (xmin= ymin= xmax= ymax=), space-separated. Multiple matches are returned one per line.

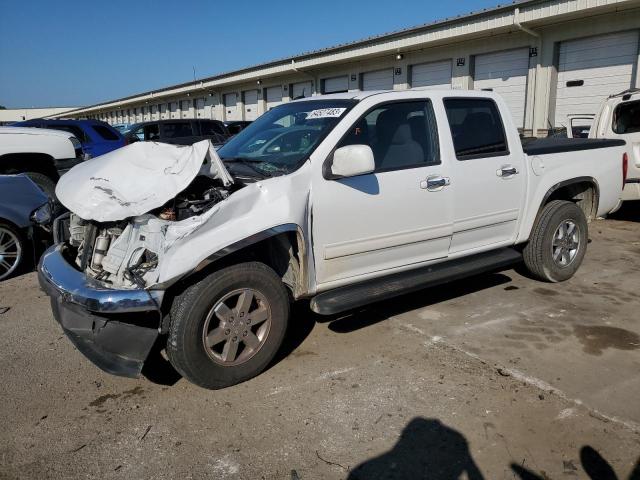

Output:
xmin=443 ymin=97 xmax=526 ymax=254
xmin=312 ymin=99 xmax=453 ymax=286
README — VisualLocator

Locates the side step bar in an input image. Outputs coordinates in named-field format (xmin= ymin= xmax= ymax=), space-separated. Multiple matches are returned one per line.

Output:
xmin=310 ymin=248 xmax=522 ymax=316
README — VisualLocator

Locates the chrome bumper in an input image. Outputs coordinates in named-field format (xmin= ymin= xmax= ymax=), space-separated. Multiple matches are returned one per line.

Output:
xmin=38 ymin=244 xmax=163 ymax=378
xmin=38 ymin=244 xmax=163 ymax=313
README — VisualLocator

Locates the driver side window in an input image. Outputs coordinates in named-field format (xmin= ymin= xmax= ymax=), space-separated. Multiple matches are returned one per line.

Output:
xmin=337 ymin=100 xmax=440 ymax=172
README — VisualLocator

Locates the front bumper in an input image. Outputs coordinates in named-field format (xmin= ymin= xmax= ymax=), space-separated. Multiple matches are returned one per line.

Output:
xmin=38 ymin=244 xmax=163 ymax=378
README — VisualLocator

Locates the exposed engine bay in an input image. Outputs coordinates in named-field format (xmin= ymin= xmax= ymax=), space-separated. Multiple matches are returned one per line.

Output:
xmin=55 ymin=140 xmax=243 ymax=289
xmin=65 ymin=176 xmax=243 ymax=288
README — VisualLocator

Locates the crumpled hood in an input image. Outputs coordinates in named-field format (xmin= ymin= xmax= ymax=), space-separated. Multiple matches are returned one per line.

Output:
xmin=56 ymin=139 xmax=232 ymax=222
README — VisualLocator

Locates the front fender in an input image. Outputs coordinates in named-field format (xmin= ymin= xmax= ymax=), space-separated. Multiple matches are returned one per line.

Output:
xmin=155 ymin=164 xmax=313 ymax=289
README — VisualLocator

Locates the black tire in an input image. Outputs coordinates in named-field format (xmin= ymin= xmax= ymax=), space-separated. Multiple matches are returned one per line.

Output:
xmin=166 ymin=262 xmax=290 ymax=389
xmin=523 ymin=200 xmax=588 ymax=283
xmin=24 ymin=172 xmax=57 ymax=199
xmin=0 ymin=221 xmax=27 ymax=282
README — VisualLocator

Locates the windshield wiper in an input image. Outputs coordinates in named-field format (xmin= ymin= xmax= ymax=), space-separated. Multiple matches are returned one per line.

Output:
xmin=222 ymin=157 xmax=273 ymax=178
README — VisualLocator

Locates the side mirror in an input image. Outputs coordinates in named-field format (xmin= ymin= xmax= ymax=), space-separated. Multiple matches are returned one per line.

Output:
xmin=330 ymin=144 xmax=375 ymax=178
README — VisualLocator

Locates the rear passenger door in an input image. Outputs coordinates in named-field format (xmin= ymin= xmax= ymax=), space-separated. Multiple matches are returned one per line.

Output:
xmin=443 ymin=97 xmax=526 ymax=254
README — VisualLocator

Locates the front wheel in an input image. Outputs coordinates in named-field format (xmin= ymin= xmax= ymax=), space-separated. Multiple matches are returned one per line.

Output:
xmin=0 ymin=222 xmax=27 ymax=282
xmin=523 ymin=200 xmax=588 ymax=283
xmin=167 ymin=262 xmax=290 ymax=389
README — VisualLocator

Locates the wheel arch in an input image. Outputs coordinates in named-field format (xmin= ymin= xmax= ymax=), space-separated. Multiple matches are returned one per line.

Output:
xmin=539 ymin=176 xmax=600 ymax=222
xmin=0 ymin=153 xmax=59 ymax=180
xmin=160 ymin=224 xmax=309 ymax=328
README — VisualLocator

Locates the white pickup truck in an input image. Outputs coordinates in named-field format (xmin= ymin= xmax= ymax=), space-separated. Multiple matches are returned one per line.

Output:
xmin=38 ymin=90 xmax=626 ymax=389
xmin=0 ymin=127 xmax=84 ymax=197
xmin=589 ymin=88 xmax=640 ymax=210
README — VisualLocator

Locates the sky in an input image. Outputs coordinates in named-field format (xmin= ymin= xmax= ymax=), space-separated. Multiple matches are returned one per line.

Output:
xmin=0 ymin=0 xmax=503 ymax=108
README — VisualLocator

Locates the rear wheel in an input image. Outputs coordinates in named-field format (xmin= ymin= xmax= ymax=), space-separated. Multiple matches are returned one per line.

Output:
xmin=523 ymin=200 xmax=588 ymax=282
xmin=0 ymin=222 xmax=26 ymax=281
xmin=167 ymin=262 xmax=290 ymax=389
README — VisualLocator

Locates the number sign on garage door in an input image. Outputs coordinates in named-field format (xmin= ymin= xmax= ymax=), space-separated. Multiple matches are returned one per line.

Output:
xmin=292 ymin=81 xmax=312 ymax=99
xmin=362 ymin=69 xmax=394 ymax=91
xmin=243 ymin=90 xmax=259 ymax=120
xmin=323 ymin=76 xmax=349 ymax=94
xmin=411 ymin=60 xmax=453 ymax=90
xmin=224 ymin=93 xmax=240 ymax=121
xmin=474 ymin=48 xmax=530 ymax=128
xmin=555 ymin=30 xmax=640 ymax=127
xmin=266 ymin=86 xmax=283 ymax=110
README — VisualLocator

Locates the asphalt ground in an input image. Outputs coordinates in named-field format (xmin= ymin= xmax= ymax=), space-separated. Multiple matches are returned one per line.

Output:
xmin=1 ymin=202 xmax=639 ymax=479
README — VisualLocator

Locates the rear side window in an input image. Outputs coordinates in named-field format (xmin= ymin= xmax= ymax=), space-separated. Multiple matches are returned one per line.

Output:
xmin=163 ymin=122 xmax=194 ymax=138
xmin=92 ymin=125 xmax=120 ymax=141
xmin=43 ymin=124 xmax=88 ymax=143
xmin=444 ymin=98 xmax=509 ymax=160
xmin=612 ymin=100 xmax=640 ymax=134
xmin=200 ymin=121 xmax=226 ymax=136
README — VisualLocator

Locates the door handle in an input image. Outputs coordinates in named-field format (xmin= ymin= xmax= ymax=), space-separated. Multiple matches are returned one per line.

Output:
xmin=497 ymin=165 xmax=519 ymax=178
xmin=421 ymin=175 xmax=451 ymax=191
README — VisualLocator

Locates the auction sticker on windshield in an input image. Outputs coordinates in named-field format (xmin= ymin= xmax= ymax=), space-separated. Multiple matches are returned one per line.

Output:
xmin=305 ymin=108 xmax=347 ymax=119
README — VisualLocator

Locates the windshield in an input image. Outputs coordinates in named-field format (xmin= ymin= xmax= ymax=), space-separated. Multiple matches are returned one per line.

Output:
xmin=217 ymin=99 xmax=356 ymax=176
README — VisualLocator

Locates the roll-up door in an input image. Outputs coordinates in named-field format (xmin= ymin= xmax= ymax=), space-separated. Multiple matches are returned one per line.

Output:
xmin=292 ymin=81 xmax=312 ymax=99
xmin=362 ymin=69 xmax=394 ymax=91
xmin=474 ymin=48 xmax=530 ymax=128
xmin=323 ymin=76 xmax=349 ymax=94
xmin=411 ymin=60 xmax=453 ymax=90
xmin=266 ymin=86 xmax=283 ymax=110
xmin=224 ymin=93 xmax=240 ymax=121
xmin=243 ymin=90 xmax=259 ymax=120
xmin=555 ymin=30 xmax=639 ymax=127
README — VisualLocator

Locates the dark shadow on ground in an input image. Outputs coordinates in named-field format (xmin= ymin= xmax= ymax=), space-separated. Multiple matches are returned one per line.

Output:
xmin=324 ymin=272 xmax=512 ymax=334
xmin=512 ymin=445 xmax=640 ymax=480
xmin=609 ymin=200 xmax=640 ymax=223
xmin=348 ymin=417 xmax=485 ymax=480
xmin=141 ymin=336 xmax=182 ymax=386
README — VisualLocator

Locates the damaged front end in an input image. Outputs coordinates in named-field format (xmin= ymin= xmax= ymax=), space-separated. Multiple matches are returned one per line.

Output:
xmin=38 ymin=140 xmax=240 ymax=377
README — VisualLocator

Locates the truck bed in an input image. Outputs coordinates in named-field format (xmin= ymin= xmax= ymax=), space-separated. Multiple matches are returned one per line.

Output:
xmin=522 ymin=137 xmax=625 ymax=156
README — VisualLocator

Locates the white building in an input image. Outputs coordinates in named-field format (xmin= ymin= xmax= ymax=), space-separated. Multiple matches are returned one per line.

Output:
xmin=0 ymin=107 xmax=80 ymax=125
xmin=55 ymin=0 xmax=640 ymax=136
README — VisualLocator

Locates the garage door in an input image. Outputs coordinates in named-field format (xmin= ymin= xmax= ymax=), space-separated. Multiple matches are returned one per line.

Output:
xmin=411 ymin=60 xmax=452 ymax=90
xmin=266 ymin=86 xmax=283 ymax=110
xmin=243 ymin=90 xmax=259 ymax=120
xmin=474 ymin=48 xmax=530 ymax=128
xmin=555 ymin=30 xmax=640 ymax=127
xmin=362 ymin=69 xmax=394 ymax=91
xmin=323 ymin=76 xmax=349 ymax=94
xmin=195 ymin=98 xmax=205 ymax=118
xmin=224 ymin=93 xmax=240 ymax=121
xmin=292 ymin=81 xmax=312 ymax=99
xmin=169 ymin=102 xmax=178 ymax=119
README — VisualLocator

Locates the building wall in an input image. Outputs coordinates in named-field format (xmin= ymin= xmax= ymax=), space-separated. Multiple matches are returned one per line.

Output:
xmin=0 ymin=107 xmax=79 ymax=125
xmin=76 ymin=1 xmax=640 ymax=137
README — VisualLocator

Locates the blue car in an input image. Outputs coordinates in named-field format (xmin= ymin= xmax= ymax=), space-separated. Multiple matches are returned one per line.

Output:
xmin=0 ymin=175 xmax=53 ymax=281
xmin=13 ymin=119 xmax=125 ymax=158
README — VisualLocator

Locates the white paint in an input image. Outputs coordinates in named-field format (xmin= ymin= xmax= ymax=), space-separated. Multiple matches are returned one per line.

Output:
xmin=0 ymin=127 xmax=77 ymax=160
xmin=56 ymin=140 xmax=232 ymax=222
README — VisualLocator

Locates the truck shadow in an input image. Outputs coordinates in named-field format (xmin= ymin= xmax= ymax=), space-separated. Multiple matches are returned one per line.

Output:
xmin=608 ymin=200 xmax=640 ymax=222
xmin=323 ymin=272 xmax=512 ymax=334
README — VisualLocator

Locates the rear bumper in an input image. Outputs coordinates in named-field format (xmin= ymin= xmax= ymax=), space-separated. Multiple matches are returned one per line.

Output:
xmin=38 ymin=244 xmax=163 ymax=378
xmin=622 ymin=180 xmax=640 ymax=201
